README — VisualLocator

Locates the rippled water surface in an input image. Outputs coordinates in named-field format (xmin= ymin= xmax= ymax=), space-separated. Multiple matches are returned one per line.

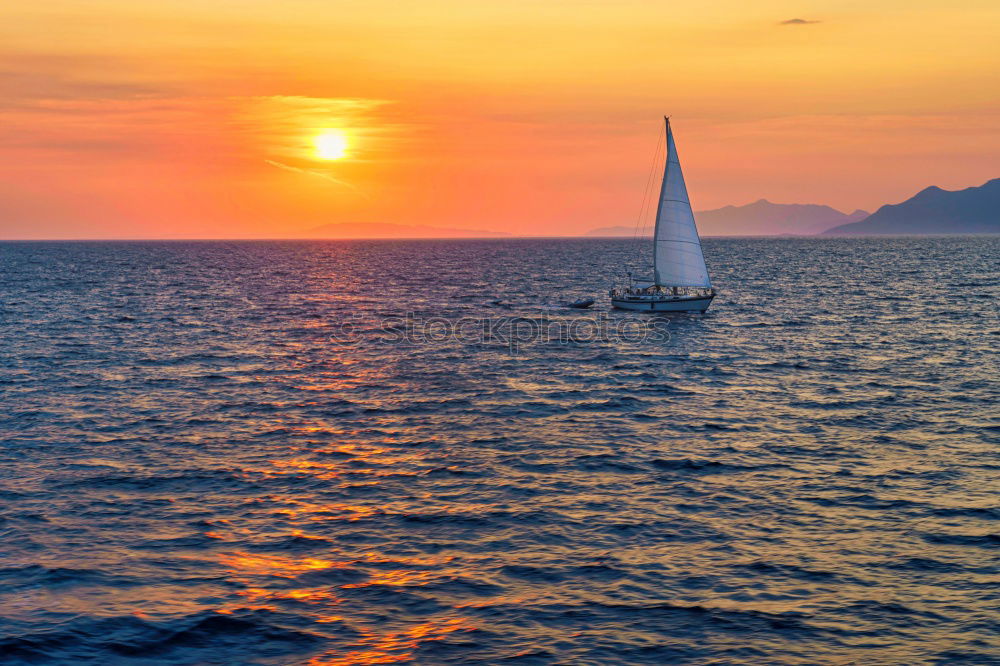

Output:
xmin=1 ymin=237 xmax=998 ymax=665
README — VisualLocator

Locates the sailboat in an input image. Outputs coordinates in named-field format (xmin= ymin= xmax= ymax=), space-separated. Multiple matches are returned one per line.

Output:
xmin=610 ymin=118 xmax=715 ymax=312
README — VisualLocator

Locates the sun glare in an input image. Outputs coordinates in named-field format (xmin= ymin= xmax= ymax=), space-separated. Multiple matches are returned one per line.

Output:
xmin=314 ymin=129 xmax=348 ymax=160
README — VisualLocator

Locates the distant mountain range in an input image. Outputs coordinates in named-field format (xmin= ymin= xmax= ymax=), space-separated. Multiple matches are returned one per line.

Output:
xmin=699 ymin=200 xmax=869 ymax=236
xmin=305 ymin=221 xmax=509 ymax=239
xmin=822 ymin=178 xmax=1000 ymax=235
xmin=305 ymin=178 xmax=998 ymax=239
xmin=586 ymin=178 xmax=1000 ymax=237
xmin=586 ymin=200 xmax=868 ymax=237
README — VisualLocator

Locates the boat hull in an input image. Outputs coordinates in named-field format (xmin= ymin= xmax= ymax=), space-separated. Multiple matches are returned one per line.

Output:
xmin=611 ymin=295 xmax=714 ymax=312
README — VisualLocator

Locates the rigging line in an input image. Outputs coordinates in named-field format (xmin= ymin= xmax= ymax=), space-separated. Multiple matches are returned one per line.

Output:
xmin=632 ymin=126 xmax=662 ymax=245
xmin=642 ymin=135 xmax=664 ymax=240
xmin=631 ymin=125 xmax=664 ymax=271
xmin=637 ymin=129 xmax=664 ymax=270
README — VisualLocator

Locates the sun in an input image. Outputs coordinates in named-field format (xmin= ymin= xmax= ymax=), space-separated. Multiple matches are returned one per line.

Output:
xmin=314 ymin=129 xmax=348 ymax=160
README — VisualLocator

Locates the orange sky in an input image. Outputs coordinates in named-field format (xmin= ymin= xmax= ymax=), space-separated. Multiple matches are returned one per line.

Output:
xmin=1 ymin=0 xmax=998 ymax=238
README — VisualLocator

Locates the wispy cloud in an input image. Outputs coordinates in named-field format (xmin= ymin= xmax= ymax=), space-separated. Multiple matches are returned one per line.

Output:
xmin=264 ymin=159 xmax=369 ymax=198
xmin=779 ymin=18 xmax=821 ymax=25
xmin=0 ymin=51 xmax=168 ymax=110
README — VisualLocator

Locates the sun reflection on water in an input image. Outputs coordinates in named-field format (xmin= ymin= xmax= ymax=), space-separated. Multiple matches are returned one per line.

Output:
xmin=215 ymin=546 xmax=476 ymax=663
xmin=219 ymin=551 xmax=346 ymax=577
xmin=305 ymin=617 xmax=474 ymax=666
xmin=273 ymin=501 xmax=383 ymax=521
xmin=204 ymin=391 xmax=484 ymax=662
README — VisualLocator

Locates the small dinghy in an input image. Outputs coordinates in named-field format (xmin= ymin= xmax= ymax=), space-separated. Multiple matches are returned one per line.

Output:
xmin=610 ymin=118 xmax=715 ymax=313
xmin=567 ymin=298 xmax=595 ymax=309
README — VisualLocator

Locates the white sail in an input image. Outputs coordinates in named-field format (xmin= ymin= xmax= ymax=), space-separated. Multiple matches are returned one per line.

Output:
xmin=653 ymin=118 xmax=712 ymax=288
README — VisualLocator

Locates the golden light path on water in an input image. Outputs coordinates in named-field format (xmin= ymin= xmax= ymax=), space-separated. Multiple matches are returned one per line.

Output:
xmin=211 ymin=443 xmax=481 ymax=664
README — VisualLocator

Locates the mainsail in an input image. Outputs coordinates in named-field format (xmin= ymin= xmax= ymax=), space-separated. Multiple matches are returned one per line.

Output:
xmin=652 ymin=118 xmax=712 ymax=288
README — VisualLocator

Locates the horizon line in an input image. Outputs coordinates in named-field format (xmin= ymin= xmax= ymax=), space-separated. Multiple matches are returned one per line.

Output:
xmin=3 ymin=232 xmax=997 ymax=242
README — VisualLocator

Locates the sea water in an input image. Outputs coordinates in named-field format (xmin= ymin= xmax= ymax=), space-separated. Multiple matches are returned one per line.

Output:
xmin=1 ymin=237 xmax=997 ymax=664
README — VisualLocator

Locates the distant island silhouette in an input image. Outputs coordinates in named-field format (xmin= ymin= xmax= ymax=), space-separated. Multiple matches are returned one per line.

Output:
xmin=301 ymin=178 xmax=998 ymax=239
xmin=587 ymin=200 xmax=868 ymax=237
xmin=588 ymin=177 xmax=998 ymax=237
xmin=823 ymin=178 xmax=1000 ymax=235
xmin=698 ymin=200 xmax=869 ymax=236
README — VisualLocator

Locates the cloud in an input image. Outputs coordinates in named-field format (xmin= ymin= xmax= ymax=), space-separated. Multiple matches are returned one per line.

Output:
xmin=779 ymin=18 xmax=821 ymax=25
xmin=0 ymin=51 xmax=168 ymax=110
